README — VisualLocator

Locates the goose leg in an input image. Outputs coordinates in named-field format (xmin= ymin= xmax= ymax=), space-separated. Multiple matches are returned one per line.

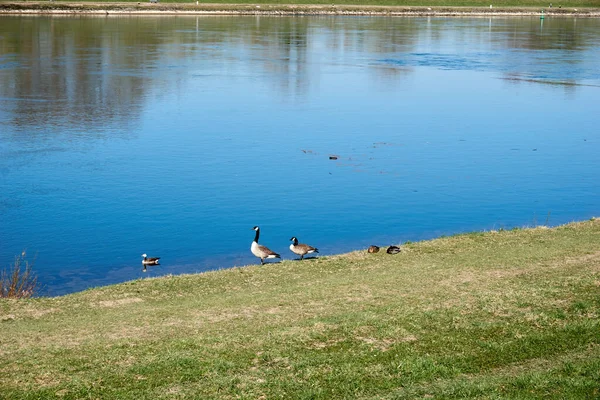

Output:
xmin=300 ymin=254 xmax=304 ymax=260
xmin=261 ymin=258 xmax=265 ymax=265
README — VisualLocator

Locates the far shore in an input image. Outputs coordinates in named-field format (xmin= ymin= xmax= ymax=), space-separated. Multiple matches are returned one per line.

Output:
xmin=1 ymin=2 xmax=600 ymax=16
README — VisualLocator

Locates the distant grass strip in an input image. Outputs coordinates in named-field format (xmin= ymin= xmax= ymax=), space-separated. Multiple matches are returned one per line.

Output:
xmin=1 ymin=219 xmax=599 ymax=399
xmin=117 ymin=0 xmax=600 ymax=6
xmin=1 ymin=0 xmax=600 ymax=12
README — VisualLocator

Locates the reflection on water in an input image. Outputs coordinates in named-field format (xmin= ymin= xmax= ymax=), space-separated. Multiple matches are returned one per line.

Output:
xmin=0 ymin=15 xmax=599 ymax=295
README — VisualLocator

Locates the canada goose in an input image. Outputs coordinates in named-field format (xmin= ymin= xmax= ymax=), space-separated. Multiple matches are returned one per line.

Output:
xmin=368 ymin=245 xmax=380 ymax=253
xmin=386 ymin=246 xmax=401 ymax=254
xmin=141 ymin=253 xmax=160 ymax=272
xmin=251 ymin=226 xmax=281 ymax=265
xmin=289 ymin=237 xmax=319 ymax=260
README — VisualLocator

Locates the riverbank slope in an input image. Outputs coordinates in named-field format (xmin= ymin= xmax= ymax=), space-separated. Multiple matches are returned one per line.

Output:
xmin=1 ymin=219 xmax=599 ymax=398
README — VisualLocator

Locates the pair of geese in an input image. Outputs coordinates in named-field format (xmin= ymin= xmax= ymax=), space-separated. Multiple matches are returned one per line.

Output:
xmin=251 ymin=226 xmax=318 ymax=264
xmin=141 ymin=226 xmax=318 ymax=271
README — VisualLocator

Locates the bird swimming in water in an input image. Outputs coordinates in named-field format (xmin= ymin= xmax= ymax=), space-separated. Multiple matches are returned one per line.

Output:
xmin=141 ymin=253 xmax=160 ymax=272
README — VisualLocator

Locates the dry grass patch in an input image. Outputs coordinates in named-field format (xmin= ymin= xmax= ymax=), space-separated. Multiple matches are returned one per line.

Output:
xmin=97 ymin=297 xmax=143 ymax=308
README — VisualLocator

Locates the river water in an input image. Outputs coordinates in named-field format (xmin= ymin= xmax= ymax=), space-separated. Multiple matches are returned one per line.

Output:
xmin=1 ymin=15 xmax=599 ymax=295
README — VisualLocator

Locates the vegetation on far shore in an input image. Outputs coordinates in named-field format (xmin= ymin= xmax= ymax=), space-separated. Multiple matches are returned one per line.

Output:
xmin=1 ymin=219 xmax=599 ymax=399
xmin=1 ymin=0 xmax=600 ymax=13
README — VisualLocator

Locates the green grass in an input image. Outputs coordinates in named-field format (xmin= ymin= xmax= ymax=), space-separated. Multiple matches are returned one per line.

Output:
xmin=71 ymin=0 xmax=600 ymax=7
xmin=131 ymin=0 xmax=599 ymax=7
xmin=1 ymin=219 xmax=600 ymax=399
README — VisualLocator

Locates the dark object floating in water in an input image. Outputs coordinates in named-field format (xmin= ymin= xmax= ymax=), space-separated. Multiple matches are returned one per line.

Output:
xmin=142 ymin=253 xmax=160 ymax=272
xmin=329 ymin=155 xmax=339 ymax=160
xmin=368 ymin=245 xmax=380 ymax=253
xmin=532 ymin=148 xmax=537 ymax=151
xmin=387 ymin=246 xmax=401 ymax=254
xmin=142 ymin=253 xmax=160 ymax=265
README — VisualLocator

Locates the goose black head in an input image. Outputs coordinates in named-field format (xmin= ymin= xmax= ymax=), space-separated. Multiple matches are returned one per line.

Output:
xmin=252 ymin=226 xmax=259 ymax=231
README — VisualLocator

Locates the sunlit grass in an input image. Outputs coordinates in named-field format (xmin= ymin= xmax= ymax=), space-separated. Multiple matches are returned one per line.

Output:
xmin=1 ymin=219 xmax=599 ymax=399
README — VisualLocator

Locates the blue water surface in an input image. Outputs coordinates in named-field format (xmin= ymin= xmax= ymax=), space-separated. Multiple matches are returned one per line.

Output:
xmin=0 ymin=15 xmax=599 ymax=295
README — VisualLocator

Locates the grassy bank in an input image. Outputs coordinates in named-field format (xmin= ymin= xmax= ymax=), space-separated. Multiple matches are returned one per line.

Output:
xmin=1 ymin=219 xmax=600 ymax=399
xmin=1 ymin=1 xmax=600 ymax=15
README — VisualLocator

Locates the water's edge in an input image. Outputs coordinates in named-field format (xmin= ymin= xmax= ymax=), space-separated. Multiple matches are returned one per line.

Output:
xmin=34 ymin=218 xmax=598 ymax=299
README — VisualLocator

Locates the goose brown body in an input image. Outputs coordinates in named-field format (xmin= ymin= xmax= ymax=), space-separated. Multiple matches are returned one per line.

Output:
xmin=251 ymin=226 xmax=281 ymax=265
xmin=289 ymin=237 xmax=319 ymax=260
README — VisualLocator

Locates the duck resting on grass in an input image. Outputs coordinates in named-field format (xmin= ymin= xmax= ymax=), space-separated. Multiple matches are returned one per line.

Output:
xmin=368 ymin=245 xmax=380 ymax=253
xmin=289 ymin=237 xmax=319 ymax=260
xmin=141 ymin=253 xmax=160 ymax=272
xmin=386 ymin=246 xmax=401 ymax=254
xmin=251 ymin=226 xmax=281 ymax=265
